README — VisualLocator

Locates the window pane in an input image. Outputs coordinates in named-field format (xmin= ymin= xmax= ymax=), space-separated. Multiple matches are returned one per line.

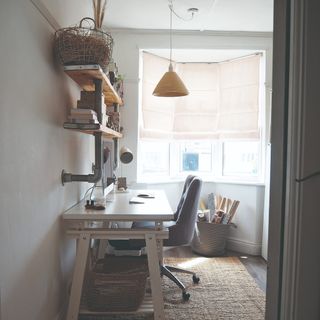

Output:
xmin=180 ymin=142 xmax=212 ymax=173
xmin=183 ymin=153 xmax=199 ymax=171
xmin=223 ymin=141 xmax=259 ymax=176
xmin=140 ymin=141 xmax=169 ymax=175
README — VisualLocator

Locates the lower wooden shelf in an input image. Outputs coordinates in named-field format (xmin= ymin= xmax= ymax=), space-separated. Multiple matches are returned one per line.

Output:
xmin=79 ymin=294 xmax=153 ymax=317
xmin=63 ymin=122 xmax=122 ymax=139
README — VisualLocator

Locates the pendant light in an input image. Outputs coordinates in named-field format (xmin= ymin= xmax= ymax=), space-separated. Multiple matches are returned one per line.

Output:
xmin=153 ymin=2 xmax=189 ymax=97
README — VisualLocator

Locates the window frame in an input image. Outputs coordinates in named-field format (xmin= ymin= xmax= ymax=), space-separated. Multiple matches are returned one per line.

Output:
xmin=137 ymin=139 xmax=265 ymax=185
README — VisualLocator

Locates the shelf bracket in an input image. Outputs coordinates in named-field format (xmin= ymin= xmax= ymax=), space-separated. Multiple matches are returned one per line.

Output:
xmin=62 ymin=78 xmax=105 ymax=185
xmin=61 ymin=132 xmax=103 ymax=185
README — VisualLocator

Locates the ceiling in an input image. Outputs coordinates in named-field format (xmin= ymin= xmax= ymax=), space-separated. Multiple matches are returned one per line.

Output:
xmin=44 ymin=0 xmax=273 ymax=32
xmin=105 ymin=0 xmax=273 ymax=31
xmin=42 ymin=0 xmax=272 ymax=63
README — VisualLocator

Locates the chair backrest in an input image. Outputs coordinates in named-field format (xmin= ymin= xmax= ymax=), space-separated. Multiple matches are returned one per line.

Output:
xmin=165 ymin=177 xmax=202 ymax=247
xmin=173 ymin=175 xmax=195 ymax=220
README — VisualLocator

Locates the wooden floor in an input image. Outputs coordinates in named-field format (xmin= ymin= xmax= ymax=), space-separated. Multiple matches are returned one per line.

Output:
xmin=164 ymin=246 xmax=267 ymax=293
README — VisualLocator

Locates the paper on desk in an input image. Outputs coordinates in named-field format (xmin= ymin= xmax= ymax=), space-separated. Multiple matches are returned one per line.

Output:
xmin=129 ymin=197 xmax=145 ymax=204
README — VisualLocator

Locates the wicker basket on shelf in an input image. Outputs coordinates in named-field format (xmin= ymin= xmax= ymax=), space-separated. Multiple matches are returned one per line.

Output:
xmin=86 ymin=256 xmax=149 ymax=312
xmin=54 ymin=17 xmax=113 ymax=70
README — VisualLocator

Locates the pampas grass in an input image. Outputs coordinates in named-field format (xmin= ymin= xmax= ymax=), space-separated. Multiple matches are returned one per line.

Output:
xmin=93 ymin=0 xmax=107 ymax=29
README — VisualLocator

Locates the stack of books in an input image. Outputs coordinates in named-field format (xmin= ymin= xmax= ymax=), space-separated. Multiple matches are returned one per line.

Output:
xmin=68 ymin=109 xmax=98 ymax=124
xmin=74 ymin=91 xmax=109 ymax=127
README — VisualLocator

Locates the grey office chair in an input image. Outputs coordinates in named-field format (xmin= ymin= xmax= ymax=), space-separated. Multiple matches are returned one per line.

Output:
xmin=173 ymin=174 xmax=195 ymax=220
xmin=130 ymin=176 xmax=202 ymax=300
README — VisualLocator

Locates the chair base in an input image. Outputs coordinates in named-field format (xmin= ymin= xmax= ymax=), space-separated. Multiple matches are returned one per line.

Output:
xmin=160 ymin=265 xmax=200 ymax=300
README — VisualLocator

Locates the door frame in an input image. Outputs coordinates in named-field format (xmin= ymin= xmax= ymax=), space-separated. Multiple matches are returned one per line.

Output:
xmin=267 ymin=0 xmax=319 ymax=319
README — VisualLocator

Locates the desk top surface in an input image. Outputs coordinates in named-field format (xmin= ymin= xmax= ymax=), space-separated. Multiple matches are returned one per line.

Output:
xmin=62 ymin=189 xmax=174 ymax=221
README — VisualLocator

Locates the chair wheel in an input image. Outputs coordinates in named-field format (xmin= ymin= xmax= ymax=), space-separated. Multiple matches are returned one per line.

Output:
xmin=182 ymin=292 xmax=190 ymax=301
xmin=192 ymin=275 xmax=200 ymax=284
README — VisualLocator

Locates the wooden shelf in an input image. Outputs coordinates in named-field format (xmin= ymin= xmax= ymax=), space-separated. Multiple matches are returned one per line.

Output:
xmin=64 ymin=65 xmax=123 ymax=106
xmin=79 ymin=294 xmax=153 ymax=316
xmin=63 ymin=122 xmax=122 ymax=139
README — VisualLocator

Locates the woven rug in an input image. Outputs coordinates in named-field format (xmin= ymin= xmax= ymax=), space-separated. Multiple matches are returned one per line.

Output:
xmin=80 ymin=256 xmax=265 ymax=320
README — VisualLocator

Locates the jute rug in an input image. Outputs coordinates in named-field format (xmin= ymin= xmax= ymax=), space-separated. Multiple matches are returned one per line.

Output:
xmin=81 ymin=256 xmax=265 ymax=320
xmin=162 ymin=256 xmax=265 ymax=320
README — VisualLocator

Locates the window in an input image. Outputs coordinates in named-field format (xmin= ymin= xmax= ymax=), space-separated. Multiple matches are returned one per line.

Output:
xmin=138 ymin=51 xmax=265 ymax=183
xmin=223 ymin=141 xmax=259 ymax=177
xmin=139 ymin=140 xmax=262 ymax=182
xmin=180 ymin=142 xmax=212 ymax=173
xmin=139 ymin=141 xmax=169 ymax=177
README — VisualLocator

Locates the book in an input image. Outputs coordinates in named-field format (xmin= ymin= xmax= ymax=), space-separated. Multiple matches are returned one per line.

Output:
xmin=70 ymin=109 xmax=96 ymax=115
xmin=68 ymin=119 xmax=99 ymax=124
xmin=68 ymin=114 xmax=98 ymax=120
xmin=76 ymin=103 xmax=95 ymax=109
xmin=63 ymin=122 xmax=101 ymax=130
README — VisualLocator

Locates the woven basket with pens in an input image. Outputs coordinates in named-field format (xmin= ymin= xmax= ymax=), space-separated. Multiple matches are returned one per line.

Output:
xmin=86 ymin=256 xmax=149 ymax=312
xmin=54 ymin=17 xmax=113 ymax=70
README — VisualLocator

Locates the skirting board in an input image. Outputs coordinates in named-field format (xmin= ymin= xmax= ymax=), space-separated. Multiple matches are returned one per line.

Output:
xmin=227 ymin=237 xmax=262 ymax=256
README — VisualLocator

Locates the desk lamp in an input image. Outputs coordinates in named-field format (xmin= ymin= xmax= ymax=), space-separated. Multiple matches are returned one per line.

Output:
xmin=117 ymin=146 xmax=133 ymax=190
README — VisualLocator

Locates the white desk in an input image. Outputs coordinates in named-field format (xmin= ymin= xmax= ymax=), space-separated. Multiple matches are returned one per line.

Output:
xmin=62 ymin=189 xmax=173 ymax=320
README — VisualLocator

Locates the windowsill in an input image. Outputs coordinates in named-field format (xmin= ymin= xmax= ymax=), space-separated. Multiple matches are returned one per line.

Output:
xmin=137 ymin=176 xmax=265 ymax=187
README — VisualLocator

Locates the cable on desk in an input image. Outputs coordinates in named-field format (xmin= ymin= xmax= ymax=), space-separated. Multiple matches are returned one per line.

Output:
xmin=90 ymin=182 xmax=97 ymax=201
xmin=63 ymin=185 xmax=96 ymax=213
xmin=295 ymin=170 xmax=320 ymax=183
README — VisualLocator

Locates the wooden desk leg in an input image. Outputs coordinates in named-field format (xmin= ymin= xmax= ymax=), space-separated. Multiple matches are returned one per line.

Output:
xmin=66 ymin=233 xmax=91 ymax=320
xmin=156 ymin=222 xmax=164 ymax=265
xmin=145 ymin=234 xmax=165 ymax=320
xmin=157 ymin=239 xmax=164 ymax=265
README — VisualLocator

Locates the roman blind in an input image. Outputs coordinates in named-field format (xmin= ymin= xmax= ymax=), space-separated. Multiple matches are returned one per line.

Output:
xmin=141 ymin=52 xmax=175 ymax=139
xmin=140 ymin=52 xmax=261 ymax=140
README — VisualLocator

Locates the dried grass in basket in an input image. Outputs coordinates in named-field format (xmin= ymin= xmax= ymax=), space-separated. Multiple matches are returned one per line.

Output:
xmin=54 ymin=17 xmax=113 ymax=70
xmin=86 ymin=256 xmax=149 ymax=312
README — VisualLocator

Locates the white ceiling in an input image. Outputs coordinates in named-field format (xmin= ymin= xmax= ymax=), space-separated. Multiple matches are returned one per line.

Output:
xmin=42 ymin=0 xmax=272 ymax=62
xmin=105 ymin=0 xmax=273 ymax=31
xmin=43 ymin=0 xmax=273 ymax=32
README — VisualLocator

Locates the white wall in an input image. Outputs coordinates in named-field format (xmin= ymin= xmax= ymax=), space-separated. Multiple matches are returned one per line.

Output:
xmin=213 ymin=183 xmax=265 ymax=255
xmin=112 ymin=29 xmax=272 ymax=255
xmin=0 ymin=1 xmax=93 ymax=319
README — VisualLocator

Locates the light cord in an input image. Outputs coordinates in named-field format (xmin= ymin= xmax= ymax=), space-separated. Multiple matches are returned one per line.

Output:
xmin=63 ymin=185 xmax=97 ymax=213
xmin=169 ymin=2 xmax=173 ymax=65
xmin=90 ymin=182 xmax=97 ymax=200
xmin=169 ymin=1 xmax=196 ymax=22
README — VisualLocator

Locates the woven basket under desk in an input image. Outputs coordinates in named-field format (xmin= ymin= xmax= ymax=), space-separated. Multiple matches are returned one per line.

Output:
xmin=86 ymin=256 xmax=149 ymax=312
